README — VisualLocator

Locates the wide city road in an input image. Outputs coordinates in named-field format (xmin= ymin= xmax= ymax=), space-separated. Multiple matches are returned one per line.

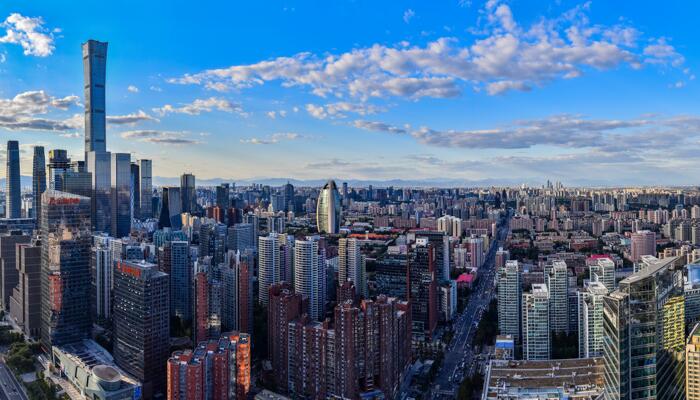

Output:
xmin=431 ymin=210 xmax=511 ymax=399
xmin=0 ymin=361 xmax=28 ymax=400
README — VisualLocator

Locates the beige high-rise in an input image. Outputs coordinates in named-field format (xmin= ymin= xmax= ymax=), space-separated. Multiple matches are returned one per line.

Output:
xmin=688 ymin=323 xmax=700 ymax=400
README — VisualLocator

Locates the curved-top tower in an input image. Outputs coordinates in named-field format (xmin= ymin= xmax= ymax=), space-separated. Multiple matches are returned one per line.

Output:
xmin=316 ymin=179 xmax=341 ymax=234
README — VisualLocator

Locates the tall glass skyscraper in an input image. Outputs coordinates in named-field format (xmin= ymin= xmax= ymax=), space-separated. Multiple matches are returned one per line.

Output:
xmin=87 ymin=151 xmax=111 ymax=233
xmin=82 ymin=40 xmax=108 ymax=157
xmin=32 ymin=146 xmax=46 ymax=219
xmin=111 ymin=153 xmax=131 ymax=238
xmin=138 ymin=159 xmax=152 ymax=219
xmin=180 ymin=173 xmax=196 ymax=214
xmin=5 ymin=140 xmax=21 ymax=218
xmin=316 ymin=179 xmax=341 ymax=234
xmin=40 ymin=190 xmax=92 ymax=349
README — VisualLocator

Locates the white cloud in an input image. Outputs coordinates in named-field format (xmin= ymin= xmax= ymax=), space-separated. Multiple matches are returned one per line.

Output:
xmin=121 ymin=130 xmax=201 ymax=145
xmin=169 ymin=1 xmax=687 ymax=99
xmin=153 ymin=97 xmax=247 ymax=116
xmin=306 ymin=102 xmax=383 ymax=120
xmin=266 ymin=111 xmax=277 ymax=119
xmin=127 ymin=85 xmax=139 ymax=93
xmin=0 ymin=13 xmax=56 ymax=57
xmin=0 ymin=91 xmax=81 ymax=131
xmin=149 ymin=86 xmax=162 ymax=92
xmin=107 ymin=110 xmax=159 ymax=125
xmin=403 ymin=9 xmax=416 ymax=24
xmin=240 ymin=132 xmax=303 ymax=145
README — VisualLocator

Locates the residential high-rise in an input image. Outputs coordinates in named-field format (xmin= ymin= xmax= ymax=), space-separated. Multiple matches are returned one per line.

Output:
xmin=467 ymin=235 xmax=484 ymax=269
xmin=578 ymin=281 xmax=607 ymax=358
xmin=294 ymin=239 xmax=325 ymax=321
xmin=590 ymin=257 xmax=616 ymax=292
xmin=546 ymin=260 xmax=569 ymax=334
xmin=113 ymin=260 xmax=169 ymax=399
xmin=316 ymin=179 xmax=341 ymax=234
xmin=603 ymin=256 xmax=685 ymax=400
xmin=522 ymin=283 xmax=550 ymax=360
xmin=82 ymin=40 xmax=108 ymax=156
xmin=222 ymin=262 xmax=252 ymax=334
xmin=631 ymin=230 xmax=656 ymax=263
xmin=170 ymin=240 xmax=192 ymax=321
xmin=40 ymin=190 xmax=92 ymax=349
xmin=258 ymin=234 xmax=280 ymax=306
xmin=687 ymin=323 xmax=700 ymax=400
xmin=5 ymin=140 xmax=21 ymax=218
xmin=414 ymin=230 xmax=450 ymax=282
xmin=167 ymin=332 xmax=251 ymax=400
xmin=338 ymin=238 xmax=367 ymax=298
xmin=0 ymin=231 xmax=30 ymax=310
xmin=497 ymin=260 xmax=521 ymax=344
xmin=268 ymin=283 xmax=303 ymax=390
xmin=8 ymin=240 xmax=42 ymax=338
xmin=180 ymin=173 xmax=196 ymax=214
xmin=32 ymin=146 xmax=46 ymax=219
xmin=111 ymin=153 xmax=131 ymax=237
xmin=138 ymin=160 xmax=153 ymax=219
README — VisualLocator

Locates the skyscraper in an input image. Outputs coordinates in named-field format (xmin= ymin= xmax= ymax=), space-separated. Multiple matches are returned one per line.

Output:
xmin=216 ymin=183 xmax=230 ymax=210
xmin=590 ymin=257 xmax=616 ymax=292
xmin=603 ymin=256 xmax=685 ymax=400
xmin=47 ymin=149 xmax=70 ymax=191
xmin=10 ymin=240 xmax=42 ymax=338
xmin=631 ymin=230 xmax=656 ymax=263
xmin=138 ymin=159 xmax=153 ymax=219
xmin=687 ymin=323 xmax=700 ymax=400
xmin=32 ymin=146 xmax=46 ymax=219
xmin=268 ymin=282 xmax=303 ymax=390
xmin=522 ymin=283 xmax=550 ymax=360
xmin=338 ymin=238 xmax=367 ymax=298
xmin=497 ymin=260 xmax=521 ymax=344
xmin=5 ymin=141 xmax=21 ymax=218
xmin=316 ymin=179 xmax=341 ymax=234
xmin=180 ymin=173 xmax=196 ymax=214
xmin=409 ymin=239 xmax=438 ymax=341
xmin=294 ymin=239 xmax=325 ymax=321
xmin=40 ymin=190 xmax=92 ymax=349
xmin=0 ymin=231 xmax=30 ymax=310
xmin=82 ymin=40 xmax=108 ymax=156
xmin=170 ymin=240 xmax=192 ymax=321
xmin=130 ymin=162 xmax=140 ymax=220
xmin=111 ymin=153 xmax=131 ymax=238
xmin=258 ymin=234 xmax=280 ymax=306
xmin=87 ymin=151 xmax=111 ymax=233
xmin=113 ymin=260 xmax=169 ymax=399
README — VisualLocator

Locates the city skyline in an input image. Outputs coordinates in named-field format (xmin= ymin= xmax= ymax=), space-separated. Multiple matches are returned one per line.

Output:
xmin=0 ymin=1 xmax=698 ymax=186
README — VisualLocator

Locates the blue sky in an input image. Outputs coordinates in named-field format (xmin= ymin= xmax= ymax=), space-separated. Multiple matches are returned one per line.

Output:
xmin=1 ymin=0 xmax=699 ymax=185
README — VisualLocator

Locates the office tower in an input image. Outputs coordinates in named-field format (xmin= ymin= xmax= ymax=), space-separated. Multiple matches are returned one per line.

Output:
xmin=130 ymin=162 xmax=140 ymax=220
xmin=8 ymin=240 xmax=41 ymax=338
xmin=338 ymin=238 xmax=367 ymax=298
xmin=170 ymin=241 xmax=191 ymax=321
xmin=316 ymin=179 xmax=341 ymax=234
xmin=409 ymin=239 xmax=438 ymax=341
xmin=200 ymin=222 xmax=227 ymax=265
xmin=216 ymin=183 xmax=230 ymax=210
xmin=522 ymin=284 xmax=550 ymax=360
xmin=414 ymin=230 xmax=450 ymax=282
xmin=283 ymin=182 xmax=294 ymax=213
xmin=194 ymin=271 xmax=209 ymax=343
xmin=32 ymin=146 xmax=46 ymax=219
xmin=578 ymin=281 xmax=607 ymax=358
xmin=47 ymin=149 xmax=71 ymax=190
xmin=113 ymin=260 xmax=169 ymax=399
xmin=294 ymin=239 xmax=325 ymax=321
xmin=40 ymin=190 xmax=92 ymax=349
xmin=590 ymin=257 xmax=616 ymax=292
xmin=631 ymin=230 xmax=656 ymax=262
xmin=222 ymin=262 xmax=252 ymax=333
xmin=467 ymin=235 xmax=484 ymax=269
xmin=227 ymin=223 xmax=255 ymax=253
xmin=167 ymin=332 xmax=251 ymax=400
xmin=5 ymin=141 xmax=21 ymax=218
xmin=180 ymin=173 xmax=196 ymax=214
xmin=111 ymin=153 xmax=131 ymax=237
xmin=0 ymin=231 xmax=30 ymax=310
xmin=603 ymin=256 xmax=685 ymax=400
xmin=138 ymin=160 xmax=152 ymax=219
xmin=688 ymin=324 xmax=700 ymax=400
xmin=87 ymin=150 xmax=112 ymax=233
xmin=258 ymin=234 xmax=280 ymax=306
xmin=242 ymin=213 xmax=259 ymax=247
xmin=687 ymin=262 xmax=700 ymax=327
xmin=546 ymin=260 xmax=569 ymax=334
xmin=82 ymin=40 xmax=107 ymax=156
xmin=159 ymin=187 xmax=182 ymax=229
xmin=268 ymin=283 xmax=304 ymax=389
xmin=91 ymin=235 xmax=112 ymax=322
xmin=497 ymin=260 xmax=522 ymax=344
